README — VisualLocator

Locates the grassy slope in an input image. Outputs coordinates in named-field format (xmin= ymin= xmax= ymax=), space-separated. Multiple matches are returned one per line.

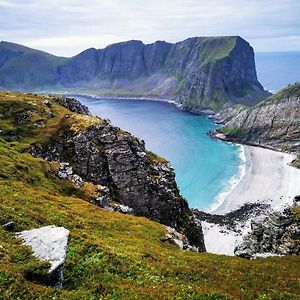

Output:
xmin=0 ymin=91 xmax=299 ymax=299
xmin=270 ymin=82 xmax=300 ymax=101
xmin=199 ymin=36 xmax=237 ymax=66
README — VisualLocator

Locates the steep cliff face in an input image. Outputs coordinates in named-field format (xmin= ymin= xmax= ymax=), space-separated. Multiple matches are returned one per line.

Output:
xmin=220 ymin=82 xmax=300 ymax=152
xmin=0 ymin=37 xmax=268 ymax=111
xmin=0 ymin=90 xmax=205 ymax=250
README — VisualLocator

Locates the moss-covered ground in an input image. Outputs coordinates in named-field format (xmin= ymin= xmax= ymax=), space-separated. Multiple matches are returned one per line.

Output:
xmin=0 ymin=91 xmax=299 ymax=299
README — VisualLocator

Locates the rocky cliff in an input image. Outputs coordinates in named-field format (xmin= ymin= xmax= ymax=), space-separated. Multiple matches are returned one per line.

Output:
xmin=218 ymin=82 xmax=300 ymax=152
xmin=0 ymin=90 xmax=205 ymax=251
xmin=0 ymin=36 xmax=268 ymax=111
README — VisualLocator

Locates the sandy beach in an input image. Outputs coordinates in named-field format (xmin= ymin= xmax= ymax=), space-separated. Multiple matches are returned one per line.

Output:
xmin=202 ymin=145 xmax=300 ymax=255
xmin=211 ymin=145 xmax=300 ymax=214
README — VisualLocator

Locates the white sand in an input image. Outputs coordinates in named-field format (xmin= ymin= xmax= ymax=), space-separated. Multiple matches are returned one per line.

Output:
xmin=211 ymin=145 xmax=300 ymax=214
xmin=203 ymin=145 xmax=300 ymax=255
xmin=201 ymin=221 xmax=242 ymax=255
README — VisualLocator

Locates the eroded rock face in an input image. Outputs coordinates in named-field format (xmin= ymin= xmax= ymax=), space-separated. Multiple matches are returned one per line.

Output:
xmin=17 ymin=225 xmax=69 ymax=288
xmin=222 ymin=83 xmax=300 ymax=152
xmin=234 ymin=199 xmax=300 ymax=258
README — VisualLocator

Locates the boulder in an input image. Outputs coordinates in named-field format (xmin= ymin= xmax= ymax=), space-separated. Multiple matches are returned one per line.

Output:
xmin=17 ymin=225 xmax=69 ymax=288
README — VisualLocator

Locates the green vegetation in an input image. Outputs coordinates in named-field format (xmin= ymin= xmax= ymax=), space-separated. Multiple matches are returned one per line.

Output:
xmin=146 ymin=150 xmax=168 ymax=164
xmin=199 ymin=36 xmax=237 ymax=66
xmin=291 ymin=154 xmax=300 ymax=169
xmin=221 ymin=126 xmax=244 ymax=136
xmin=0 ymin=91 xmax=299 ymax=299
xmin=270 ymin=82 xmax=300 ymax=101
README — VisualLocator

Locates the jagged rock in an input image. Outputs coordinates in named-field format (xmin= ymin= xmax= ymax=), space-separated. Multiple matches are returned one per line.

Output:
xmin=58 ymin=162 xmax=73 ymax=179
xmin=52 ymin=97 xmax=90 ymax=115
xmin=234 ymin=198 xmax=300 ymax=258
xmin=160 ymin=226 xmax=198 ymax=251
xmin=112 ymin=204 xmax=134 ymax=214
xmin=17 ymin=225 xmax=69 ymax=288
xmin=57 ymin=162 xmax=83 ymax=187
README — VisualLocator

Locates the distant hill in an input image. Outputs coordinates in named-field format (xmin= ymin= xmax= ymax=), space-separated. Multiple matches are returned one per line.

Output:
xmin=0 ymin=36 xmax=269 ymax=111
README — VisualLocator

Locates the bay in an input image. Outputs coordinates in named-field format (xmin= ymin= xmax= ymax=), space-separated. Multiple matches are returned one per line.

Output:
xmin=74 ymin=96 xmax=242 ymax=210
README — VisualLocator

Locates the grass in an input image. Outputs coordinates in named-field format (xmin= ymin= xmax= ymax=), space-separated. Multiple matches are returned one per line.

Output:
xmin=270 ymin=82 xmax=300 ymax=101
xmin=146 ymin=150 xmax=168 ymax=164
xmin=199 ymin=37 xmax=237 ymax=66
xmin=0 ymin=91 xmax=300 ymax=299
xmin=291 ymin=154 xmax=300 ymax=169
xmin=221 ymin=126 xmax=244 ymax=137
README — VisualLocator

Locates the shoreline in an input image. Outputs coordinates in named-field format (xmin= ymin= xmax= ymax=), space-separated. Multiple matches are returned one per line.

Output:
xmin=207 ymin=144 xmax=247 ymax=213
xmin=210 ymin=145 xmax=300 ymax=215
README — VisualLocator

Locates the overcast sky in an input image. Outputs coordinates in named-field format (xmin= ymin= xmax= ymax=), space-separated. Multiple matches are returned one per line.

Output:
xmin=0 ymin=0 xmax=299 ymax=56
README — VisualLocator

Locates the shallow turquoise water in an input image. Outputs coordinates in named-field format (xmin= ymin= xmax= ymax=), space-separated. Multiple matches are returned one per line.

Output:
xmin=74 ymin=96 xmax=241 ymax=210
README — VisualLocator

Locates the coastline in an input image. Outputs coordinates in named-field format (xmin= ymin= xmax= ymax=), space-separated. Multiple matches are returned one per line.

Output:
xmin=45 ymin=90 xmax=300 ymax=217
xmin=201 ymin=145 xmax=300 ymax=255
xmin=210 ymin=145 xmax=300 ymax=215
xmin=207 ymin=144 xmax=247 ymax=213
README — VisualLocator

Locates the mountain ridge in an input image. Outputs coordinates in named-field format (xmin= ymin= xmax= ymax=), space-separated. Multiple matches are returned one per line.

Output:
xmin=0 ymin=36 xmax=269 ymax=111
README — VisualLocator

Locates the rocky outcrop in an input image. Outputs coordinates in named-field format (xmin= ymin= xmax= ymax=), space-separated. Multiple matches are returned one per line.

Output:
xmin=17 ymin=225 xmax=69 ymax=288
xmin=52 ymin=96 xmax=90 ymax=115
xmin=0 ymin=37 xmax=268 ymax=111
xmin=219 ymin=82 xmax=300 ymax=152
xmin=234 ymin=197 xmax=300 ymax=258
xmin=160 ymin=226 xmax=198 ymax=251
xmin=28 ymin=97 xmax=205 ymax=251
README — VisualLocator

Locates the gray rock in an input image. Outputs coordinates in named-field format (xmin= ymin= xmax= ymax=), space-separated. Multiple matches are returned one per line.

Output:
xmin=17 ymin=225 xmax=69 ymax=288
xmin=161 ymin=226 xmax=199 ymax=251
xmin=221 ymin=83 xmax=300 ymax=152
xmin=235 ymin=202 xmax=300 ymax=258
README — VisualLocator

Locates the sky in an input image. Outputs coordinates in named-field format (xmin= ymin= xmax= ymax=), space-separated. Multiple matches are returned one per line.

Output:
xmin=0 ymin=0 xmax=300 ymax=57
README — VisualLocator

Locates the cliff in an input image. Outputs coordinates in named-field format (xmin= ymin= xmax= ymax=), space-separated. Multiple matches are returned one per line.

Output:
xmin=0 ymin=36 xmax=268 ymax=111
xmin=0 ymin=90 xmax=204 ymax=250
xmin=219 ymin=82 xmax=300 ymax=152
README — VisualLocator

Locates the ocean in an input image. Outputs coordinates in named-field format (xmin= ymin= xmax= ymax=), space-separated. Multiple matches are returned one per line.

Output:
xmin=255 ymin=51 xmax=300 ymax=92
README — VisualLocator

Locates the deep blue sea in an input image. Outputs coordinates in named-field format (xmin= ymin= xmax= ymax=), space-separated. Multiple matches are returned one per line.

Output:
xmin=255 ymin=51 xmax=300 ymax=92
xmin=73 ymin=51 xmax=300 ymax=210
xmin=75 ymin=96 xmax=242 ymax=210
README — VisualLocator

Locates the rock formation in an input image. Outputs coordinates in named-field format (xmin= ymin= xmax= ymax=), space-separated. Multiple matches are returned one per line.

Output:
xmin=0 ymin=36 xmax=268 ymax=111
xmin=218 ymin=82 xmax=300 ymax=152
xmin=234 ymin=197 xmax=300 ymax=258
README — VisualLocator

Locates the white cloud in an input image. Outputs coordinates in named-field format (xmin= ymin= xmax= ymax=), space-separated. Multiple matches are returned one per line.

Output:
xmin=0 ymin=0 xmax=299 ymax=56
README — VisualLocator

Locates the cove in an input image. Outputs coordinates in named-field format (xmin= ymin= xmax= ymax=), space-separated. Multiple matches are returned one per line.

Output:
xmin=74 ymin=96 xmax=242 ymax=210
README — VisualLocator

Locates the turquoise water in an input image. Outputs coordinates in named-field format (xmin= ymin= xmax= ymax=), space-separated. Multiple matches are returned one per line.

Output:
xmin=74 ymin=96 xmax=241 ymax=210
